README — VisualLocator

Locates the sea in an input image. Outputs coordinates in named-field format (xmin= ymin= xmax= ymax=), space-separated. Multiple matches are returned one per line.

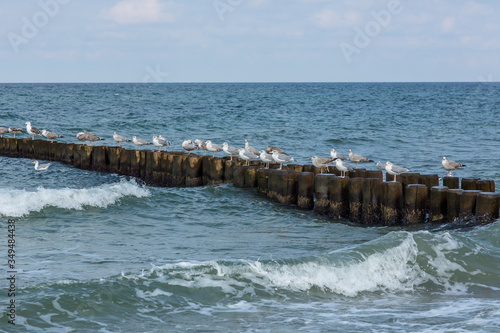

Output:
xmin=0 ymin=82 xmax=499 ymax=332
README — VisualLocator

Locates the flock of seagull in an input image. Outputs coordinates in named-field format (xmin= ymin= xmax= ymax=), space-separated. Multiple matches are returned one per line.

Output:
xmin=1 ymin=122 xmax=467 ymax=177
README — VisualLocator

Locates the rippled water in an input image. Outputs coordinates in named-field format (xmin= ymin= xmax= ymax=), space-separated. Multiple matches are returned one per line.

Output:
xmin=1 ymin=83 xmax=499 ymax=332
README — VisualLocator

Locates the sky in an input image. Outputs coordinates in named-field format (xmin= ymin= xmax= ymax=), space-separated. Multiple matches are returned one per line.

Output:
xmin=0 ymin=0 xmax=499 ymax=83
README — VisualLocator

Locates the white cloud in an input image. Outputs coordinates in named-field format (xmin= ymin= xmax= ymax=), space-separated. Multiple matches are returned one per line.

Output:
xmin=311 ymin=9 xmax=360 ymax=29
xmin=441 ymin=17 xmax=455 ymax=33
xmin=102 ymin=0 xmax=175 ymax=25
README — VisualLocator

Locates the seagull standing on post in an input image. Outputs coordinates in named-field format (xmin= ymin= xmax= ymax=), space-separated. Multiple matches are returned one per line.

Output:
xmin=384 ymin=161 xmax=410 ymax=182
xmin=442 ymin=156 xmax=466 ymax=177
xmin=25 ymin=122 xmax=42 ymax=140
xmin=348 ymin=149 xmax=373 ymax=169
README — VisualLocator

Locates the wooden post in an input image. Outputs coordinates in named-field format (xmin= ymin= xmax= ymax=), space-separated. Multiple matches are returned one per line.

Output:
xmin=286 ymin=164 xmax=303 ymax=172
xmin=361 ymin=178 xmax=382 ymax=224
xmin=475 ymin=192 xmax=500 ymax=223
xmin=348 ymin=177 xmax=364 ymax=223
xmin=243 ymin=166 xmax=259 ymax=188
xmin=144 ymin=151 xmax=154 ymax=184
xmin=276 ymin=171 xmax=299 ymax=205
xmin=108 ymin=147 xmax=122 ymax=174
xmin=476 ymin=180 xmax=495 ymax=193
xmin=297 ymin=172 xmax=315 ymax=210
xmin=447 ymin=189 xmax=464 ymax=222
xmin=459 ymin=190 xmax=481 ymax=221
xmin=429 ymin=186 xmax=448 ymax=223
xmin=209 ymin=158 xmax=225 ymax=185
xmin=91 ymin=146 xmax=108 ymax=172
xmin=233 ymin=165 xmax=245 ymax=188
xmin=329 ymin=177 xmax=349 ymax=220
xmin=267 ymin=169 xmax=280 ymax=202
xmin=18 ymin=139 xmax=33 ymax=159
xmin=365 ymin=170 xmax=383 ymax=179
xmin=119 ymin=147 xmax=130 ymax=175
xmin=403 ymin=184 xmax=428 ymax=224
xmin=224 ymin=159 xmax=242 ymax=183
xmin=461 ymin=178 xmax=480 ymax=190
xmin=442 ymin=177 xmax=459 ymax=189
xmin=129 ymin=150 xmax=141 ymax=177
xmin=33 ymin=140 xmax=47 ymax=160
xmin=257 ymin=168 xmax=270 ymax=195
xmin=171 ymin=154 xmax=187 ymax=187
xmin=186 ymin=155 xmax=203 ymax=187
xmin=397 ymin=173 xmax=420 ymax=191
xmin=314 ymin=174 xmax=333 ymax=215
xmin=349 ymin=169 xmax=366 ymax=178
xmin=379 ymin=181 xmax=403 ymax=226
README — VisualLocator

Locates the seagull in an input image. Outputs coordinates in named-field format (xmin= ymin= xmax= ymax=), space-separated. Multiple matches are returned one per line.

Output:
xmin=259 ymin=150 xmax=274 ymax=169
xmin=245 ymin=139 xmax=260 ymax=156
xmin=8 ymin=127 xmax=24 ymax=138
xmin=133 ymin=136 xmax=151 ymax=149
xmin=266 ymin=146 xmax=285 ymax=155
xmin=206 ymin=140 xmax=222 ymax=158
xmin=113 ymin=132 xmax=130 ymax=147
xmin=182 ymin=140 xmax=198 ymax=153
xmin=83 ymin=130 xmax=104 ymax=145
xmin=195 ymin=139 xmax=208 ymax=155
xmin=25 ymin=122 xmax=42 ymax=140
xmin=0 ymin=127 xmax=8 ymax=138
xmin=222 ymin=142 xmax=239 ymax=161
xmin=271 ymin=150 xmax=294 ymax=170
xmin=384 ymin=161 xmax=410 ymax=182
xmin=32 ymin=160 xmax=51 ymax=171
xmin=348 ymin=149 xmax=373 ymax=169
xmin=153 ymin=136 xmax=171 ymax=151
xmin=442 ymin=156 xmax=466 ymax=177
xmin=311 ymin=156 xmax=335 ymax=174
xmin=330 ymin=149 xmax=348 ymax=161
xmin=239 ymin=148 xmax=259 ymax=166
xmin=376 ymin=161 xmax=385 ymax=170
xmin=334 ymin=158 xmax=354 ymax=178
xmin=41 ymin=129 xmax=63 ymax=142
xmin=76 ymin=132 xmax=86 ymax=144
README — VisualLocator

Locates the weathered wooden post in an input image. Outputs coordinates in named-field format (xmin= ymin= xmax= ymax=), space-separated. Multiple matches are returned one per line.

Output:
xmin=61 ymin=143 xmax=74 ymax=165
xmin=18 ymin=139 xmax=34 ymax=159
xmin=91 ymin=146 xmax=108 ymax=172
xmin=314 ymin=174 xmax=333 ymax=215
xmin=144 ymin=151 xmax=154 ymax=184
xmin=171 ymin=154 xmax=187 ymax=187
xmin=243 ymin=166 xmax=259 ymax=188
xmin=475 ymin=192 xmax=500 ymax=223
xmin=286 ymin=164 xmax=303 ymax=173
xmin=447 ymin=189 xmax=464 ymax=222
xmin=6 ymin=138 xmax=18 ymax=157
xmin=461 ymin=178 xmax=480 ymax=190
xmin=257 ymin=168 xmax=270 ymax=195
xmin=459 ymin=190 xmax=481 ymax=221
xmin=379 ymin=181 xmax=403 ymax=226
xmin=419 ymin=175 xmax=439 ymax=194
xmin=297 ymin=172 xmax=315 ymax=210
xmin=33 ymin=140 xmax=47 ymax=160
xmin=208 ymin=158 xmax=225 ymax=185
xmin=361 ymin=178 xmax=382 ymax=224
xmin=267 ymin=169 xmax=280 ymax=202
xmin=186 ymin=155 xmax=203 ymax=187
xmin=160 ymin=152 xmax=169 ymax=185
xmin=365 ymin=170 xmax=383 ymax=179
xmin=118 ymin=147 xmax=130 ymax=175
xmin=397 ymin=173 xmax=420 ymax=191
xmin=329 ymin=177 xmax=350 ymax=220
xmin=128 ymin=150 xmax=141 ymax=178
xmin=276 ymin=170 xmax=299 ymax=205
xmin=442 ymin=177 xmax=459 ymax=189
xmin=348 ymin=177 xmax=364 ymax=223
xmin=403 ymin=184 xmax=428 ymax=224
xmin=429 ymin=186 xmax=449 ymax=223
xmin=349 ymin=169 xmax=366 ymax=178
xmin=233 ymin=165 xmax=245 ymax=188
xmin=108 ymin=147 xmax=122 ymax=174
xmin=224 ymin=159 xmax=242 ymax=183
xmin=476 ymin=180 xmax=495 ymax=193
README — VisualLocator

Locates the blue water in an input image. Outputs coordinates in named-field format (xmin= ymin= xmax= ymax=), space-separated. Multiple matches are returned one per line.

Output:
xmin=1 ymin=83 xmax=499 ymax=332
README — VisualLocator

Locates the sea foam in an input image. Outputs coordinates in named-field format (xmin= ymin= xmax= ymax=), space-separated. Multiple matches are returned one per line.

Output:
xmin=0 ymin=179 xmax=150 ymax=217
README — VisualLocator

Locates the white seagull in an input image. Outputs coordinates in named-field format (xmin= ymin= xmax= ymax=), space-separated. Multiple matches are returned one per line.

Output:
xmin=0 ymin=127 xmax=8 ymax=138
xmin=206 ymin=140 xmax=223 ymax=158
xmin=133 ymin=136 xmax=151 ymax=148
xmin=153 ymin=135 xmax=171 ymax=151
xmin=195 ymin=139 xmax=208 ymax=155
xmin=32 ymin=160 xmax=51 ymax=171
xmin=442 ymin=156 xmax=466 ymax=177
xmin=311 ymin=156 xmax=335 ymax=174
xmin=113 ymin=132 xmax=130 ymax=147
xmin=25 ymin=122 xmax=42 ymax=140
xmin=348 ymin=149 xmax=373 ymax=169
xmin=384 ymin=161 xmax=410 ymax=182
xmin=271 ymin=150 xmax=294 ymax=170
xmin=222 ymin=142 xmax=239 ymax=161
xmin=42 ymin=129 xmax=63 ymax=143
xmin=334 ymin=158 xmax=353 ymax=178
xmin=244 ymin=139 xmax=260 ymax=156
xmin=182 ymin=140 xmax=198 ymax=153
xmin=83 ymin=130 xmax=104 ymax=145
xmin=239 ymin=148 xmax=259 ymax=166
xmin=330 ymin=149 xmax=348 ymax=161
xmin=266 ymin=146 xmax=285 ymax=155
xmin=259 ymin=150 xmax=274 ymax=169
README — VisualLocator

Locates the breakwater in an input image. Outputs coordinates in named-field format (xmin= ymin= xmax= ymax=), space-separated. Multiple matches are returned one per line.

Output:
xmin=1 ymin=138 xmax=499 ymax=225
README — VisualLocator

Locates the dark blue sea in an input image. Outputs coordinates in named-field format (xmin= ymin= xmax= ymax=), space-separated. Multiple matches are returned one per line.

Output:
xmin=1 ymin=83 xmax=499 ymax=332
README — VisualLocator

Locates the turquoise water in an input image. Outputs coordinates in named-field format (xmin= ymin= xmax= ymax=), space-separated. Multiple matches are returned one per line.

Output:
xmin=1 ymin=83 xmax=499 ymax=332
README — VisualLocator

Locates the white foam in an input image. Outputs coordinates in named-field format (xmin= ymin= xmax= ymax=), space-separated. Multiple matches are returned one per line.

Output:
xmin=0 ymin=179 xmax=150 ymax=217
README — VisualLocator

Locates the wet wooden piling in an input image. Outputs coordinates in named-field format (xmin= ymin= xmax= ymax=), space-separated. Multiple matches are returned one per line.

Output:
xmin=475 ymin=192 xmax=500 ymax=223
xmin=257 ymin=168 xmax=270 ymax=195
xmin=243 ymin=166 xmax=259 ymax=188
xmin=461 ymin=178 xmax=480 ymax=190
xmin=314 ymin=174 xmax=333 ymax=215
xmin=297 ymin=172 xmax=315 ymax=210
xmin=348 ymin=177 xmax=364 ymax=223
xmin=233 ymin=165 xmax=245 ymax=188
xmin=403 ymin=184 xmax=428 ymax=224
xmin=379 ymin=182 xmax=403 ymax=226
xmin=459 ymin=190 xmax=481 ymax=221
xmin=443 ymin=177 xmax=459 ymax=189
xmin=476 ymin=180 xmax=495 ymax=193
xmin=429 ymin=186 xmax=448 ymax=223
xmin=275 ymin=171 xmax=299 ymax=205
xmin=186 ymin=155 xmax=203 ymax=187
xmin=361 ymin=178 xmax=382 ymax=224
xmin=267 ymin=169 xmax=280 ymax=202
xmin=328 ymin=177 xmax=350 ymax=220
xmin=447 ymin=189 xmax=464 ymax=222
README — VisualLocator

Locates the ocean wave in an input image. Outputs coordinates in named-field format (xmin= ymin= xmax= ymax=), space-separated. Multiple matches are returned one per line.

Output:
xmin=0 ymin=179 xmax=150 ymax=217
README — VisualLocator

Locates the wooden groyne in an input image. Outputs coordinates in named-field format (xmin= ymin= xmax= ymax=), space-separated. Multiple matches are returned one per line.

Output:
xmin=1 ymin=138 xmax=499 ymax=225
